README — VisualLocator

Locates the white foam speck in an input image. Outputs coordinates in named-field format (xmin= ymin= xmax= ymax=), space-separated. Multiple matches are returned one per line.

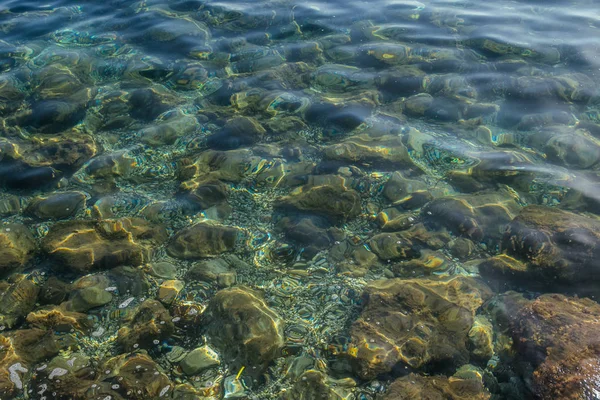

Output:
xmin=119 ymin=297 xmax=135 ymax=308
xmin=8 ymin=363 xmax=27 ymax=389
xmin=159 ymin=385 xmax=170 ymax=397
xmin=48 ymin=367 xmax=68 ymax=380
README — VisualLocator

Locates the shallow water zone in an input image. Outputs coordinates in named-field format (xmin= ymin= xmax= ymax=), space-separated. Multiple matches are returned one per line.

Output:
xmin=0 ymin=0 xmax=600 ymax=398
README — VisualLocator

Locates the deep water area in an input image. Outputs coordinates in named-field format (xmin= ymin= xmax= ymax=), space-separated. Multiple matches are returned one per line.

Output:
xmin=1 ymin=0 xmax=600 ymax=398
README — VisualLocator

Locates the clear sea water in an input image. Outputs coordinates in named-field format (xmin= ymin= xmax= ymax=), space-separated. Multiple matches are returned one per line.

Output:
xmin=1 ymin=0 xmax=600 ymax=398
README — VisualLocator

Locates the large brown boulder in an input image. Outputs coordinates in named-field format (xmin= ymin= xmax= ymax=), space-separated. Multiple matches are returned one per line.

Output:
xmin=204 ymin=286 xmax=284 ymax=373
xmin=346 ymin=276 xmax=492 ymax=379
xmin=494 ymin=292 xmax=600 ymax=399
xmin=42 ymin=218 xmax=167 ymax=273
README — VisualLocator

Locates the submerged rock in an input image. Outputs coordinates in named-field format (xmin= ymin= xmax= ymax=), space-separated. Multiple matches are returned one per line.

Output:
xmin=529 ymin=125 xmax=600 ymax=169
xmin=100 ymin=352 xmax=173 ymax=399
xmin=26 ymin=306 xmax=92 ymax=333
xmin=346 ymin=276 xmax=492 ymax=379
xmin=32 ymin=351 xmax=174 ymax=399
xmin=275 ymin=215 xmax=341 ymax=249
xmin=206 ymin=116 xmax=266 ymax=150
xmin=145 ymin=261 xmax=178 ymax=279
xmin=63 ymin=274 xmax=112 ymax=312
xmin=502 ymin=205 xmax=600 ymax=290
xmin=478 ymin=254 xmax=529 ymax=291
xmin=323 ymin=133 xmax=414 ymax=168
xmin=276 ymin=184 xmax=362 ymax=221
xmin=0 ymin=195 xmax=21 ymax=217
xmin=179 ymin=345 xmax=220 ymax=375
xmin=5 ymin=327 xmax=77 ymax=365
xmin=494 ymin=292 xmax=600 ymax=400
xmin=402 ymin=93 xmax=434 ymax=116
xmin=382 ymin=171 xmax=429 ymax=203
xmin=117 ymin=299 xmax=175 ymax=351
xmin=42 ymin=218 xmax=167 ymax=273
xmin=283 ymin=370 xmax=356 ymax=400
xmin=0 ymin=224 xmax=36 ymax=276
xmin=139 ymin=109 xmax=198 ymax=146
xmin=368 ymin=222 xmax=451 ymax=262
xmin=31 ymin=352 xmax=95 ymax=399
xmin=167 ymin=222 xmax=242 ymax=259
xmin=24 ymin=191 xmax=86 ymax=220
xmin=205 ymin=286 xmax=284 ymax=373
xmin=0 ymin=329 xmax=78 ymax=398
xmin=108 ymin=266 xmax=150 ymax=296
xmin=179 ymin=177 xmax=229 ymax=210
xmin=448 ymin=238 xmax=477 ymax=260
xmin=157 ymin=279 xmax=184 ymax=305
xmin=39 ymin=276 xmax=70 ymax=305
xmin=422 ymin=188 xmax=521 ymax=245
xmin=0 ymin=275 xmax=40 ymax=329
xmin=0 ymin=334 xmax=24 ymax=398
xmin=380 ymin=366 xmax=490 ymax=400
xmin=187 ymin=258 xmax=237 ymax=287
xmin=468 ymin=316 xmax=494 ymax=362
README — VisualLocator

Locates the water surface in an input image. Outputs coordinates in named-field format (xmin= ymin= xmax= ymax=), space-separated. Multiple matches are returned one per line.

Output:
xmin=1 ymin=0 xmax=600 ymax=398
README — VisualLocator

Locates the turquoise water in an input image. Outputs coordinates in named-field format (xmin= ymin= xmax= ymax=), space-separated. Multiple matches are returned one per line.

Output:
xmin=1 ymin=0 xmax=600 ymax=399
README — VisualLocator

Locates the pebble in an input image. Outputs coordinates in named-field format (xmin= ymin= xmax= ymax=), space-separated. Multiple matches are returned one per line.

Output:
xmin=180 ymin=345 xmax=220 ymax=375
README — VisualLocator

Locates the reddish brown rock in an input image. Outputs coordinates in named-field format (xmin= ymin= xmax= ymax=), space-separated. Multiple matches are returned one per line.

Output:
xmin=496 ymin=292 xmax=600 ymax=399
